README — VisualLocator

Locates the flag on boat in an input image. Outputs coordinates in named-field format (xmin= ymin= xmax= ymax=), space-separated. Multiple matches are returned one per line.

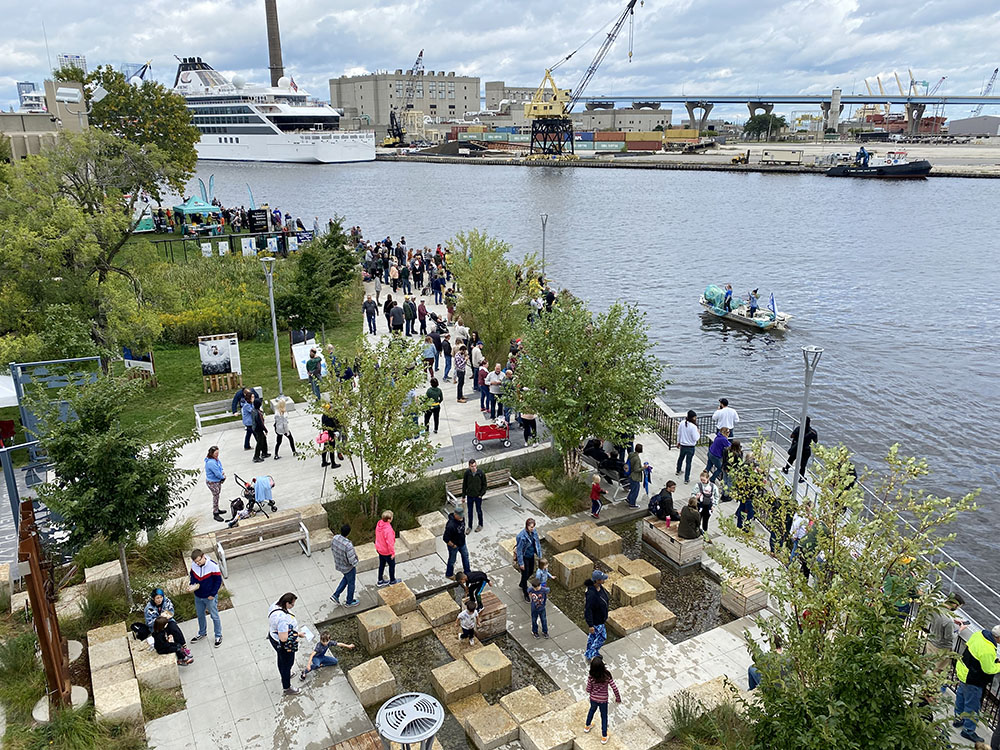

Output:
xmin=769 ymin=293 xmax=777 ymax=319
xmin=289 ymin=77 xmax=298 ymax=92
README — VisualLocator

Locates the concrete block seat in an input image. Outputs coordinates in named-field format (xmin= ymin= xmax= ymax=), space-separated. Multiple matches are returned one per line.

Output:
xmin=447 ymin=692 xmax=490 ymax=730
xmin=399 ymin=526 xmax=436 ymax=558
xmin=633 ymin=599 xmax=677 ymax=632
xmin=606 ymin=606 xmax=651 ymax=636
xmin=642 ymin=517 xmax=703 ymax=567
xmin=398 ymin=610 xmax=433 ymax=642
xmin=581 ymin=526 xmax=623 ymax=559
xmin=347 ymin=656 xmax=397 ymax=707
xmin=464 ymin=642 xmax=512 ymax=693
xmin=357 ymin=606 xmax=402 ymax=654
xmin=499 ymin=685 xmax=550 ymax=725
xmin=467 ymin=704 xmax=519 ymax=750
xmin=545 ymin=521 xmax=596 ymax=553
xmin=129 ymin=638 xmax=181 ymax=689
xmin=93 ymin=676 xmax=142 ymax=723
xmin=431 ymin=658 xmax=480 ymax=704
xmin=617 ymin=557 xmax=661 ymax=586
xmin=377 ymin=582 xmax=417 ymax=615
xmin=613 ymin=575 xmax=656 ymax=606
xmin=418 ymin=591 xmax=461 ymax=628
xmin=551 ymin=550 xmax=593 ymax=589
xmin=417 ymin=511 xmax=448 ymax=535
xmin=89 ymin=636 xmax=131 ymax=672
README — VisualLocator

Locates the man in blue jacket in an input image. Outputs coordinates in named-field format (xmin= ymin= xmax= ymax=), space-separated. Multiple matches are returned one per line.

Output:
xmin=233 ymin=388 xmax=254 ymax=450
xmin=188 ymin=549 xmax=223 ymax=647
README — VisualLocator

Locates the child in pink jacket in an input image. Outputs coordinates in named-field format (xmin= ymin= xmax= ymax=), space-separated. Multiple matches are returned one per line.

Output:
xmin=375 ymin=510 xmax=399 ymax=587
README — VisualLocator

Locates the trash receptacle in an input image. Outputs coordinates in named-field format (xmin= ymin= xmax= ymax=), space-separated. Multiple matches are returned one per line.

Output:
xmin=375 ymin=692 xmax=444 ymax=750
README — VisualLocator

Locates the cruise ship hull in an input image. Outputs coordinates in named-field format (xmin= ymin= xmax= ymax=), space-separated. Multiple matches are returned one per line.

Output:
xmin=195 ymin=132 xmax=375 ymax=163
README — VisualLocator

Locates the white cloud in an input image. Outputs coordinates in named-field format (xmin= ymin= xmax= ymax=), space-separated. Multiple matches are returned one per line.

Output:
xmin=2 ymin=0 xmax=998 ymax=121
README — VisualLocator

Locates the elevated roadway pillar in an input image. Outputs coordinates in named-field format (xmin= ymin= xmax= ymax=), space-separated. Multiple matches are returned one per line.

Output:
xmin=747 ymin=101 xmax=774 ymax=119
xmin=684 ymin=101 xmax=714 ymax=131
xmin=905 ymin=103 xmax=926 ymax=135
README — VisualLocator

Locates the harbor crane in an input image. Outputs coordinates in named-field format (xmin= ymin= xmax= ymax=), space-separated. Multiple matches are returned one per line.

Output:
xmin=971 ymin=68 xmax=998 ymax=116
xmin=525 ymin=0 xmax=643 ymax=157
xmin=383 ymin=49 xmax=424 ymax=147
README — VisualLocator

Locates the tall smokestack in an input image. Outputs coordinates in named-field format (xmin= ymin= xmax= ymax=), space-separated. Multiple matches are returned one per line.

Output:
xmin=264 ymin=0 xmax=284 ymax=87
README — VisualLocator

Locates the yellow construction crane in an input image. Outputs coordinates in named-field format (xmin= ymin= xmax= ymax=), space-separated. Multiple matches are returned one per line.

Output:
xmin=525 ymin=0 xmax=643 ymax=157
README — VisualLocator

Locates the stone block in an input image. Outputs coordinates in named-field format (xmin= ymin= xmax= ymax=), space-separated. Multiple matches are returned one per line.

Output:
xmin=601 ymin=554 xmax=630 ymax=573
xmin=357 ymin=606 xmax=402 ymax=654
xmin=552 ymin=550 xmax=592 ymax=590
xmin=419 ymin=591 xmax=460 ymax=627
xmin=93 ymin=676 xmax=142 ymax=723
xmin=633 ymin=599 xmax=677 ymax=632
xmin=393 ymin=536 xmax=412 ymax=563
xmin=520 ymin=711 xmax=575 ymax=750
xmin=88 ymin=636 xmax=131 ymax=672
xmin=431 ymin=658 xmax=479 ymax=704
xmin=87 ymin=621 xmax=127 ymax=646
xmin=640 ymin=678 xmax=738 ymax=739
xmin=464 ymin=642 xmax=512 ymax=693
xmin=687 ymin=675 xmax=739 ymax=713
xmin=447 ymin=692 xmax=489 ymax=730
xmin=11 ymin=590 xmax=28 ymax=614
xmin=84 ymin=560 xmax=123 ymax=591
xmin=606 ymin=606 xmax=651 ymax=636
xmin=498 ymin=536 xmax=517 ymax=563
xmin=467 ymin=705 xmax=519 ymax=750
xmin=129 ymin=638 xmax=181 ymax=689
xmin=434 ymin=624 xmax=481 ymax=660
xmin=400 ymin=526 xmax=436 ymax=559
xmin=298 ymin=503 xmax=330 ymax=532
xmin=378 ymin=582 xmax=417 ymax=615
xmin=499 ymin=685 xmax=549 ymax=725
xmin=544 ymin=521 xmax=595 ymax=553
xmin=613 ymin=576 xmax=656 ymax=607
xmin=92 ymin=660 xmax=135 ymax=687
xmin=573 ymin=729 xmax=629 ymax=750
xmin=606 ymin=716 xmax=661 ymax=750
xmin=476 ymin=591 xmax=507 ymax=640
xmin=417 ymin=511 xmax=448 ymax=535
xmin=720 ymin=576 xmax=768 ymax=617
xmin=618 ymin=557 xmax=661 ymax=587
xmin=355 ymin=542 xmax=379 ymax=573
xmin=0 ymin=562 xmax=10 ymax=600
xmin=641 ymin=518 xmax=702 ymax=567
xmin=347 ymin=656 xmax=397 ymax=707
xmin=399 ymin=611 xmax=433 ymax=642
xmin=545 ymin=689 xmax=575 ymax=712
xmin=581 ymin=526 xmax=623 ymax=559
xmin=54 ymin=582 xmax=88 ymax=618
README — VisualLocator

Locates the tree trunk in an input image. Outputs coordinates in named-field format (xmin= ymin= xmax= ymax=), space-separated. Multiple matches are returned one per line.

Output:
xmin=321 ymin=323 xmax=327 ymax=346
xmin=119 ymin=542 xmax=133 ymax=609
xmin=562 ymin=447 xmax=582 ymax=478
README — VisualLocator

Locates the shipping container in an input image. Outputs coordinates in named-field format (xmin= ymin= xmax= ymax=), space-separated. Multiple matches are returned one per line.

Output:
xmin=484 ymin=133 xmax=509 ymax=141
xmin=760 ymin=149 xmax=804 ymax=165
xmin=468 ymin=125 xmax=486 ymax=133
xmin=594 ymin=141 xmax=626 ymax=151
xmin=458 ymin=132 xmax=476 ymax=141
xmin=626 ymin=141 xmax=662 ymax=151
xmin=663 ymin=128 xmax=699 ymax=139
xmin=572 ymin=141 xmax=595 ymax=150
xmin=625 ymin=131 xmax=661 ymax=141
xmin=579 ymin=132 xmax=595 ymax=141
xmin=595 ymin=131 xmax=625 ymax=141
xmin=509 ymin=134 xmax=530 ymax=143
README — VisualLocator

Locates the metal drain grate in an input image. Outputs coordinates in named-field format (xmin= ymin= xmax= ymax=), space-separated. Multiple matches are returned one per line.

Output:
xmin=375 ymin=692 xmax=444 ymax=745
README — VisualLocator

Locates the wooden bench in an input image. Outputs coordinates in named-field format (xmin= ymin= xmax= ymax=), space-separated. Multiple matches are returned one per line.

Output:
xmin=641 ymin=516 xmax=703 ymax=568
xmin=215 ymin=513 xmax=310 ymax=578
xmin=445 ymin=468 xmax=523 ymax=509
xmin=580 ymin=453 xmax=629 ymax=502
xmin=193 ymin=386 xmax=262 ymax=435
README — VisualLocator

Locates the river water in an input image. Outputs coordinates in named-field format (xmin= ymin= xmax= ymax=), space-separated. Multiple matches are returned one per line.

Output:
xmin=192 ymin=160 xmax=1000 ymax=612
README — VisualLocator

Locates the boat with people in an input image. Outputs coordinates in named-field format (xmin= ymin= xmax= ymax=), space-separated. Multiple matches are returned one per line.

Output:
xmin=825 ymin=148 xmax=931 ymax=178
xmin=172 ymin=57 xmax=375 ymax=164
xmin=700 ymin=285 xmax=792 ymax=331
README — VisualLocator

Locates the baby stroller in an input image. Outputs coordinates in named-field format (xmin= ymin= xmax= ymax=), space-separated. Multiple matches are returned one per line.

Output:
xmin=227 ymin=474 xmax=277 ymax=526
xmin=428 ymin=311 xmax=449 ymax=335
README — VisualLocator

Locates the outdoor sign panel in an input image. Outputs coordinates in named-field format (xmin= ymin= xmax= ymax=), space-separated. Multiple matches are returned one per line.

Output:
xmin=121 ymin=347 xmax=154 ymax=373
xmin=266 ymin=237 xmax=278 ymax=255
xmin=200 ymin=242 xmax=212 ymax=258
xmin=217 ymin=240 xmax=229 ymax=256
xmin=291 ymin=340 xmax=325 ymax=379
xmin=248 ymin=209 xmax=269 ymax=233
xmin=241 ymin=237 xmax=255 ymax=256
xmin=197 ymin=334 xmax=241 ymax=376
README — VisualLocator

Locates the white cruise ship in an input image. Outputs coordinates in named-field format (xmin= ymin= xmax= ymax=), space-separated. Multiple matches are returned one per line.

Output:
xmin=172 ymin=57 xmax=375 ymax=164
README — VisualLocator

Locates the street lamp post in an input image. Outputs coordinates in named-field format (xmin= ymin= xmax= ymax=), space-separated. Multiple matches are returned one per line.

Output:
xmin=790 ymin=345 xmax=823 ymax=508
xmin=540 ymin=214 xmax=548 ymax=280
xmin=260 ymin=257 xmax=283 ymax=398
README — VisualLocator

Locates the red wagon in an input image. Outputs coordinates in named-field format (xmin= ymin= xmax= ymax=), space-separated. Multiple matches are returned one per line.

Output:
xmin=472 ymin=420 xmax=511 ymax=451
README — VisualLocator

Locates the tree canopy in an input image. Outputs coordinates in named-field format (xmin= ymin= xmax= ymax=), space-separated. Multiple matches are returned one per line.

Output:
xmin=714 ymin=440 xmax=978 ymax=750
xmin=744 ymin=113 xmax=788 ymax=140
xmin=508 ymin=298 xmax=665 ymax=473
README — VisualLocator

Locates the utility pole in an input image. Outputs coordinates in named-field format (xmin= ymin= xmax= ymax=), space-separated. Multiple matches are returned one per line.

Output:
xmin=540 ymin=214 xmax=549 ymax=280
xmin=260 ymin=257 xmax=283 ymax=397
xmin=790 ymin=346 xmax=823 ymax=509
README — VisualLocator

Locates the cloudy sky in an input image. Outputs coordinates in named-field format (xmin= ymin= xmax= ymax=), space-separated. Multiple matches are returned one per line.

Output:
xmin=2 ymin=0 xmax=998 ymax=120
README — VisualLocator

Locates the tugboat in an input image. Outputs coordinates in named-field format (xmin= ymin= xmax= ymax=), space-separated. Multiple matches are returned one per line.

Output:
xmin=825 ymin=148 xmax=931 ymax=178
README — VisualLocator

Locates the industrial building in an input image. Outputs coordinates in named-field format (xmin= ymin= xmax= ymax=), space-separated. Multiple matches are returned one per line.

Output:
xmin=329 ymin=70 xmax=480 ymax=138
xmin=0 ymin=80 xmax=88 ymax=159
xmin=947 ymin=115 xmax=1000 ymax=136
xmin=56 ymin=53 xmax=87 ymax=73
xmin=484 ymin=81 xmax=544 ymax=110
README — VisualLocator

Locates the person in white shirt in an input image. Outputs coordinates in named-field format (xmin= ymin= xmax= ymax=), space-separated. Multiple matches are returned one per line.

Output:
xmin=713 ymin=398 xmax=739 ymax=436
xmin=457 ymin=599 xmax=480 ymax=646
xmin=789 ymin=502 xmax=813 ymax=560
xmin=675 ymin=410 xmax=700 ymax=484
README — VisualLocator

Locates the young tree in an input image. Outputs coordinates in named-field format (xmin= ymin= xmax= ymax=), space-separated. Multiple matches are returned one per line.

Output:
xmin=316 ymin=335 xmax=436 ymax=517
xmin=508 ymin=298 xmax=665 ymax=474
xmin=744 ymin=113 xmax=788 ymax=141
xmin=714 ymin=441 xmax=978 ymax=750
xmin=29 ymin=377 xmax=196 ymax=607
xmin=448 ymin=229 xmax=536 ymax=366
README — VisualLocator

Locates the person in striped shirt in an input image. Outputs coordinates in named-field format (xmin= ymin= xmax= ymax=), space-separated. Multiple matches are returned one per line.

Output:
xmin=584 ymin=656 xmax=621 ymax=744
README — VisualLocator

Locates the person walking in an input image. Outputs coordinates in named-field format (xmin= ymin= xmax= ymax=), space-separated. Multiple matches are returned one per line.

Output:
xmin=694 ymin=471 xmax=717 ymax=533
xmin=782 ymin=417 xmax=818 ymax=483
xmin=424 ymin=378 xmax=443 ymax=433
xmin=705 ymin=428 xmax=730 ymax=483
xmin=188 ymin=549 xmax=223 ymax=647
xmin=520 ymin=410 xmax=538 ymax=445
xmin=267 ymin=592 xmax=301 ymax=695
xmin=389 ymin=301 xmax=405 ymax=335
xmin=362 ymin=295 xmax=379 ymax=335
xmin=205 ymin=446 xmax=226 ymax=522
xmin=240 ymin=391 xmax=257 ymax=450
xmin=252 ymin=399 xmax=270 ymax=463
xmin=330 ymin=524 xmax=360 ymax=607
xmin=584 ymin=656 xmax=621 ymax=744
xmin=383 ymin=295 xmax=394 ymax=330
xmin=675 ymin=410 xmax=699 ymax=484
xmin=422 ymin=337 xmax=436 ymax=379
xmin=516 ymin=518 xmax=542 ymax=602
xmin=590 ymin=474 xmax=606 ymax=519
xmin=584 ymin=570 xmax=610 ymax=662
xmin=273 ymin=399 xmax=296 ymax=460
xmin=403 ymin=296 xmax=417 ymax=336
xmin=713 ymin=398 xmax=739 ymax=437
xmin=320 ymin=410 xmax=341 ymax=469
xmin=528 ymin=576 xmax=550 ymax=638
xmin=417 ymin=298 xmax=428 ymax=335
xmin=953 ymin=624 xmax=1000 ymax=742
xmin=462 ymin=459 xmax=487 ymax=532
xmin=375 ymin=511 xmax=399 ymax=587
xmin=373 ymin=274 xmax=382 ymax=303
xmin=454 ymin=346 xmax=468 ymax=402
xmin=486 ymin=364 xmax=505 ymax=420
xmin=444 ymin=507 xmax=472 ymax=578
xmin=625 ymin=444 xmax=643 ymax=508
xmin=306 ymin=348 xmax=323 ymax=398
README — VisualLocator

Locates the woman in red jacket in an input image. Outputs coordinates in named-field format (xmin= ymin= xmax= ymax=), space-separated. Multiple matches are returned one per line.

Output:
xmin=375 ymin=510 xmax=399 ymax=587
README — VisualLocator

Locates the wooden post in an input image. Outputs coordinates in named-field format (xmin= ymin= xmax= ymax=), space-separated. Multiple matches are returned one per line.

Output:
xmin=18 ymin=500 xmax=72 ymax=710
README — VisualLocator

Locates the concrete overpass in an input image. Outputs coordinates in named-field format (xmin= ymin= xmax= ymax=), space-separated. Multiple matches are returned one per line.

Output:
xmin=580 ymin=93 xmax=1000 ymax=134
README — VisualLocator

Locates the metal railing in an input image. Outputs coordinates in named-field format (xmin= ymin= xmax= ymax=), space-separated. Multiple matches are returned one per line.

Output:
xmin=146 ymin=231 xmax=311 ymax=262
xmin=644 ymin=398 xmax=1000 ymax=626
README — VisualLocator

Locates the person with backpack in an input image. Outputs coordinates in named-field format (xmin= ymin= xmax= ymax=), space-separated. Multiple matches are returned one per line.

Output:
xmin=694 ymin=471 xmax=717 ymax=533
xmin=268 ymin=592 xmax=301 ymax=695
xmin=584 ymin=656 xmax=621 ymax=744
xmin=649 ymin=482 xmax=680 ymax=525
xmin=143 ymin=588 xmax=191 ymax=663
